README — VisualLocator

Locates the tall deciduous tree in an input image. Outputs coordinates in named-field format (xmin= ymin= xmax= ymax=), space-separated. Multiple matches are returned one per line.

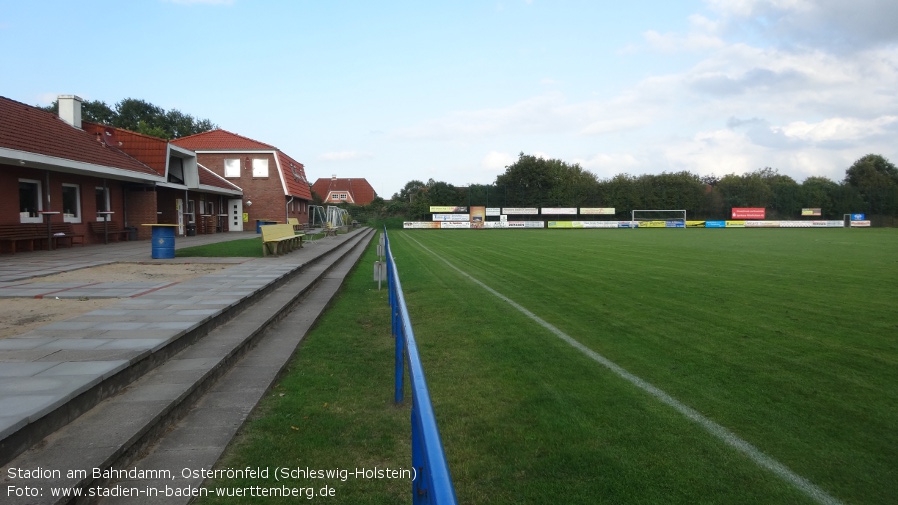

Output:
xmin=40 ymin=97 xmax=217 ymax=140
xmin=843 ymin=154 xmax=898 ymax=215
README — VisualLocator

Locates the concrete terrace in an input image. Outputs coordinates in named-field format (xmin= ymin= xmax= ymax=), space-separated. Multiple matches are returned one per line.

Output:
xmin=0 ymin=228 xmax=370 ymax=465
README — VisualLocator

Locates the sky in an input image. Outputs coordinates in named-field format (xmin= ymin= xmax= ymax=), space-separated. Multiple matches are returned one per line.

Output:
xmin=2 ymin=0 xmax=897 ymax=198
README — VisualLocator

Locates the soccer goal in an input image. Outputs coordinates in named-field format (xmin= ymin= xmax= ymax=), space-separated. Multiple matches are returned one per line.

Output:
xmin=631 ymin=209 xmax=687 ymax=228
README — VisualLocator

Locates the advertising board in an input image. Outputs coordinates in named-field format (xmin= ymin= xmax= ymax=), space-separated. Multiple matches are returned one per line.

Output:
xmin=686 ymin=221 xmax=706 ymax=227
xmin=432 ymin=214 xmax=470 ymax=222
xmin=429 ymin=206 xmax=467 ymax=212
xmin=851 ymin=213 xmax=865 ymax=221
xmin=705 ymin=221 xmax=726 ymax=228
xmin=744 ymin=221 xmax=780 ymax=228
xmin=851 ymin=220 xmax=871 ymax=227
xmin=505 ymin=221 xmax=544 ymax=228
xmin=403 ymin=222 xmax=440 ymax=229
xmin=440 ymin=221 xmax=471 ymax=229
xmin=541 ymin=208 xmax=577 ymax=215
xmin=502 ymin=208 xmax=539 ymax=215
xmin=801 ymin=208 xmax=822 ymax=216
xmin=470 ymin=206 xmax=486 ymax=228
xmin=732 ymin=207 xmax=766 ymax=219
xmin=486 ymin=208 xmax=501 ymax=216
xmin=725 ymin=220 xmax=746 ymax=227
xmin=579 ymin=208 xmax=616 ymax=215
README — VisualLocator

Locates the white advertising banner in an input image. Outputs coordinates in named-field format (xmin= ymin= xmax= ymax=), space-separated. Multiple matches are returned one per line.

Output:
xmin=779 ymin=221 xmax=813 ymax=227
xmin=505 ymin=221 xmax=545 ymax=228
xmin=502 ymin=208 xmax=539 ymax=215
xmin=744 ymin=221 xmax=780 ymax=228
xmin=440 ymin=221 xmax=471 ymax=229
xmin=541 ymin=208 xmax=577 ymax=215
xmin=486 ymin=207 xmax=501 ymax=216
xmin=403 ymin=222 xmax=440 ymax=229
xmin=432 ymin=213 xmax=471 ymax=222
xmin=581 ymin=221 xmax=622 ymax=228
xmin=851 ymin=220 xmax=871 ymax=227
xmin=579 ymin=208 xmax=616 ymax=215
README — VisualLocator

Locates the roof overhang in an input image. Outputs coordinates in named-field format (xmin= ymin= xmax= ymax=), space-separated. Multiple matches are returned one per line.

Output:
xmin=1 ymin=147 xmax=165 ymax=183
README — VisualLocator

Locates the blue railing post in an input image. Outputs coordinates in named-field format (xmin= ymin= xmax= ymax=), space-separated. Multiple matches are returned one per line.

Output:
xmin=384 ymin=227 xmax=458 ymax=505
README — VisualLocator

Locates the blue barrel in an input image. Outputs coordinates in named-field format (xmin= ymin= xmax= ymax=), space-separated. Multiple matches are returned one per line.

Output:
xmin=151 ymin=226 xmax=176 ymax=259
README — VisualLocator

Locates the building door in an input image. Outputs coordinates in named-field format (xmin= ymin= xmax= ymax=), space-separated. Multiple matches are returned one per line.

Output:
xmin=228 ymin=199 xmax=243 ymax=232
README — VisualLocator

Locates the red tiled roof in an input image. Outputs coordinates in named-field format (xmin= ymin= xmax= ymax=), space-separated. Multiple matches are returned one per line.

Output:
xmin=82 ymin=122 xmax=167 ymax=176
xmin=198 ymin=164 xmax=242 ymax=193
xmin=0 ymin=96 xmax=161 ymax=178
xmin=277 ymin=152 xmax=313 ymax=200
xmin=172 ymin=128 xmax=276 ymax=151
xmin=173 ymin=129 xmax=312 ymax=200
xmin=311 ymin=177 xmax=377 ymax=205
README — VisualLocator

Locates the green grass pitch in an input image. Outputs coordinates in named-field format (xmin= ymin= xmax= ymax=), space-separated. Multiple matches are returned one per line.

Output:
xmin=200 ymin=228 xmax=897 ymax=504
xmin=388 ymin=228 xmax=897 ymax=504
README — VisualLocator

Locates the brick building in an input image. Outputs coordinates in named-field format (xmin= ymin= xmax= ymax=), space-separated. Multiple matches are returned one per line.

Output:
xmin=311 ymin=175 xmax=377 ymax=205
xmin=172 ymin=130 xmax=312 ymax=230
xmin=0 ymin=95 xmax=244 ymax=250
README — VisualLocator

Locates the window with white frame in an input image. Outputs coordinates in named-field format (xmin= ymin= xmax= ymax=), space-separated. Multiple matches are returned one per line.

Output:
xmin=224 ymin=158 xmax=240 ymax=177
xmin=61 ymin=184 xmax=81 ymax=223
xmin=331 ymin=192 xmax=348 ymax=201
xmin=96 ymin=187 xmax=111 ymax=221
xmin=19 ymin=179 xmax=42 ymax=223
xmin=187 ymin=200 xmax=196 ymax=224
xmin=252 ymin=158 xmax=269 ymax=177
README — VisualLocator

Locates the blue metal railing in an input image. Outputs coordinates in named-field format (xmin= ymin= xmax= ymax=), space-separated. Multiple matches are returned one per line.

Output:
xmin=384 ymin=229 xmax=458 ymax=505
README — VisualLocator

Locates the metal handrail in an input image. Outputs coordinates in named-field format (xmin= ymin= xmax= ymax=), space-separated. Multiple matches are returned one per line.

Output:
xmin=384 ymin=228 xmax=458 ymax=505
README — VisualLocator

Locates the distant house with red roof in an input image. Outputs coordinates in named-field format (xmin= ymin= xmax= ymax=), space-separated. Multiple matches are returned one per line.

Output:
xmin=172 ymin=129 xmax=312 ymax=231
xmin=0 ymin=94 xmax=245 ymax=247
xmin=311 ymin=175 xmax=377 ymax=205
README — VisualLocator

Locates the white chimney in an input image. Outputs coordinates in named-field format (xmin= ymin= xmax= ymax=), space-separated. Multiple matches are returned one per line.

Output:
xmin=58 ymin=95 xmax=83 ymax=129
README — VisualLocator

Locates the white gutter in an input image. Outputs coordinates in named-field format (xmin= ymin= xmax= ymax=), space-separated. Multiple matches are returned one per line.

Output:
xmin=1 ymin=148 xmax=165 ymax=183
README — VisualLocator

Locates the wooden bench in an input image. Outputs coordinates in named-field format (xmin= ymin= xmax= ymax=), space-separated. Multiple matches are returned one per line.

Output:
xmin=261 ymin=224 xmax=305 ymax=256
xmin=287 ymin=217 xmax=306 ymax=233
xmin=89 ymin=221 xmax=131 ymax=242
xmin=50 ymin=223 xmax=84 ymax=248
xmin=0 ymin=223 xmax=47 ymax=254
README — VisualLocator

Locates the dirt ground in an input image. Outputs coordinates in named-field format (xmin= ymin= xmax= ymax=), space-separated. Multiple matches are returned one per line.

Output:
xmin=1 ymin=263 xmax=228 ymax=339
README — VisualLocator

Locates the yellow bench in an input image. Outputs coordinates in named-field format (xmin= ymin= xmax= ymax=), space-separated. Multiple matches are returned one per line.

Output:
xmin=287 ymin=217 xmax=305 ymax=233
xmin=261 ymin=224 xmax=304 ymax=256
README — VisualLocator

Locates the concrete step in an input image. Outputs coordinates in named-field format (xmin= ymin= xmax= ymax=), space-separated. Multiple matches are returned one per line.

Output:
xmin=1 ymin=228 xmax=375 ymax=504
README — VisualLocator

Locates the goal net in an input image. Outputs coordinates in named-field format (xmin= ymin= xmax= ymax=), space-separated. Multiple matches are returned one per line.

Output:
xmin=631 ymin=209 xmax=686 ymax=228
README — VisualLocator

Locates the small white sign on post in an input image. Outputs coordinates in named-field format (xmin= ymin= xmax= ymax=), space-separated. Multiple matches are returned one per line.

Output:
xmin=374 ymin=261 xmax=386 ymax=289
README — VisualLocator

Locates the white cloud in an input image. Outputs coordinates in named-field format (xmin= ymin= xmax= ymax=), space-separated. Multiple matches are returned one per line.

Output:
xmin=704 ymin=0 xmax=898 ymax=51
xmin=780 ymin=116 xmax=898 ymax=143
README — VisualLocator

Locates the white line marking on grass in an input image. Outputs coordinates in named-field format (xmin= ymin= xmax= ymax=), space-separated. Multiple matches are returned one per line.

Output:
xmin=404 ymin=234 xmax=844 ymax=505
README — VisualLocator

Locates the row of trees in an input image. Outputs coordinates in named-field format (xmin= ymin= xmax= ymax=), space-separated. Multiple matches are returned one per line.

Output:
xmin=42 ymin=98 xmax=217 ymax=140
xmin=351 ymin=153 xmax=898 ymax=225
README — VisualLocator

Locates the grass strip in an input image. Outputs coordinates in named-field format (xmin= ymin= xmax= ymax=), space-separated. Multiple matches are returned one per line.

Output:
xmin=196 ymin=232 xmax=410 ymax=504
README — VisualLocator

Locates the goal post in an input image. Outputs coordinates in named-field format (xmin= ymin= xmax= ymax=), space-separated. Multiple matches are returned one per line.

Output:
xmin=631 ymin=209 xmax=687 ymax=228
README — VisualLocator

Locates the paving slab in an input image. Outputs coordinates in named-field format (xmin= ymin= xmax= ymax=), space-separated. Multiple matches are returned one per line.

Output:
xmin=0 ymin=228 xmax=368 ymax=455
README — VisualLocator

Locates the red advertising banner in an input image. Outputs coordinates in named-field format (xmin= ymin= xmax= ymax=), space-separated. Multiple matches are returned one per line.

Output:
xmin=731 ymin=207 xmax=765 ymax=219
